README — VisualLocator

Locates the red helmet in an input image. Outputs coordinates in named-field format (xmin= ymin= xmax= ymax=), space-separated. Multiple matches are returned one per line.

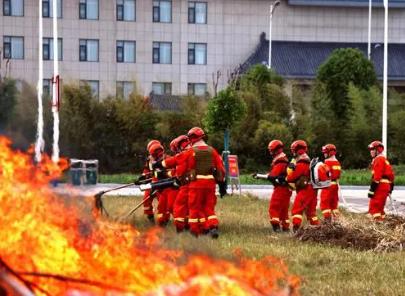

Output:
xmin=170 ymin=138 xmax=178 ymax=153
xmin=290 ymin=140 xmax=307 ymax=155
xmin=187 ymin=127 xmax=206 ymax=144
xmin=368 ymin=140 xmax=384 ymax=152
xmin=322 ymin=144 xmax=337 ymax=156
xmin=148 ymin=143 xmax=164 ymax=159
xmin=268 ymin=140 xmax=283 ymax=154
xmin=176 ymin=135 xmax=190 ymax=151
xmin=147 ymin=140 xmax=161 ymax=151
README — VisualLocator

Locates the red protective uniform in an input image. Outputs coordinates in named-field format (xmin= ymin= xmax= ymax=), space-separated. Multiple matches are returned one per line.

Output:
xmin=178 ymin=140 xmax=225 ymax=236
xmin=268 ymin=153 xmax=292 ymax=231
xmin=320 ymin=156 xmax=341 ymax=219
xmin=368 ymin=154 xmax=395 ymax=220
xmin=141 ymin=158 xmax=154 ymax=217
xmin=163 ymin=151 xmax=190 ymax=232
xmin=287 ymin=154 xmax=319 ymax=228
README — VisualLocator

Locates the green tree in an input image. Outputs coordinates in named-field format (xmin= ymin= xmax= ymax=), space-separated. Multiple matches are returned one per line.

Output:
xmin=0 ymin=78 xmax=17 ymax=130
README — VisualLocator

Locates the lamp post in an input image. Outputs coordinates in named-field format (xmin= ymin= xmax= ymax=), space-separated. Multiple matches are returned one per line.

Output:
xmin=268 ymin=0 xmax=280 ymax=69
xmin=368 ymin=0 xmax=372 ymax=60
xmin=382 ymin=0 xmax=388 ymax=153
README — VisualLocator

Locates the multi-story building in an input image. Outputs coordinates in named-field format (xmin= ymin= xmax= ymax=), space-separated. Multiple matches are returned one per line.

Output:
xmin=1 ymin=0 xmax=405 ymax=99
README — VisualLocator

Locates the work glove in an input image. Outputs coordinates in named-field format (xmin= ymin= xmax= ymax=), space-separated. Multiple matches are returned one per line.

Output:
xmin=390 ymin=183 xmax=394 ymax=194
xmin=288 ymin=163 xmax=296 ymax=171
xmin=251 ymin=173 xmax=259 ymax=179
xmin=275 ymin=176 xmax=287 ymax=185
xmin=218 ymin=181 xmax=227 ymax=198
xmin=368 ymin=181 xmax=378 ymax=198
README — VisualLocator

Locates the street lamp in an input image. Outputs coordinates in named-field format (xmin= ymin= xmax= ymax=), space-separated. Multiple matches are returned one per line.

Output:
xmin=268 ymin=0 xmax=280 ymax=69
xmin=367 ymin=0 xmax=372 ymax=60
xmin=382 ymin=0 xmax=388 ymax=153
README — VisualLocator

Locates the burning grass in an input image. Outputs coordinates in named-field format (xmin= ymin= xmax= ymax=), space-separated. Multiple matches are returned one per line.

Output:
xmin=0 ymin=136 xmax=299 ymax=296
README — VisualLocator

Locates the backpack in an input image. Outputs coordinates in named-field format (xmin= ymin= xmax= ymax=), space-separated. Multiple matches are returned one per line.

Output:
xmin=310 ymin=157 xmax=331 ymax=189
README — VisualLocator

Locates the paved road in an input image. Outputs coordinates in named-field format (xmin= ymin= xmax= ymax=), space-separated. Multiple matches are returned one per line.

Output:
xmin=54 ymin=184 xmax=405 ymax=215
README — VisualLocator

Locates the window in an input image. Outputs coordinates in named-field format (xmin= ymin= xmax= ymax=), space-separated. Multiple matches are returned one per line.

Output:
xmin=43 ymin=38 xmax=63 ymax=60
xmin=79 ymin=0 xmax=98 ymax=20
xmin=3 ymin=0 xmax=23 ymax=16
xmin=43 ymin=79 xmax=52 ymax=96
xmin=116 ymin=41 xmax=135 ymax=63
xmin=117 ymin=0 xmax=135 ymax=21
xmin=152 ymin=82 xmax=171 ymax=95
xmin=153 ymin=0 xmax=171 ymax=23
xmin=79 ymin=39 xmax=99 ymax=62
xmin=188 ymin=83 xmax=207 ymax=96
xmin=80 ymin=80 xmax=99 ymax=98
xmin=3 ymin=36 xmax=23 ymax=59
xmin=188 ymin=2 xmax=207 ymax=24
xmin=152 ymin=42 xmax=171 ymax=64
xmin=116 ymin=81 xmax=135 ymax=99
xmin=42 ymin=0 xmax=62 ymax=18
xmin=188 ymin=43 xmax=206 ymax=65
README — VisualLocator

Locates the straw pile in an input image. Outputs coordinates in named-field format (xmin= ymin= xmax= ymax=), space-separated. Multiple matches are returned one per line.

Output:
xmin=295 ymin=215 xmax=405 ymax=252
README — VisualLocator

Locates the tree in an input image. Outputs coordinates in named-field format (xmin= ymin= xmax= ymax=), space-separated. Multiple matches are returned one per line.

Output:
xmin=0 ymin=78 xmax=17 ymax=130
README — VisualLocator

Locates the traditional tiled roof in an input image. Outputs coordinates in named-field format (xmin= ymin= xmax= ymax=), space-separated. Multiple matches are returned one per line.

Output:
xmin=238 ymin=33 xmax=405 ymax=80
xmin=288 ymin=0 xmax=405 ymax=8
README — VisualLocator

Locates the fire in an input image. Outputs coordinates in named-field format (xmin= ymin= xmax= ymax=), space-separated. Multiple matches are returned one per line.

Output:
xmin=0 ymin=136 xmax=300 ymax=295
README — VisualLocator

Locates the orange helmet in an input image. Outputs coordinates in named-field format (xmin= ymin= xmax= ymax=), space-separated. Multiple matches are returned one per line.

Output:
xmin=322 ymin=144 xmax=337 ymax=156
xmin=187 ymin=127 xmax=206 ymax=144
xmin=148 ymin=143 xmax=164 ymax=159
xmin=368 ymin=140 xmax=384 ymax=152
xmin=147 ymin=140 xmax=161 ymax=151
xmin=268 ymin=140 xmax=283 ymax=154
xmin=290 ymin=140 xmax=307 ymax=155
xmin=176 ymin=135 xmax=190 ymax=151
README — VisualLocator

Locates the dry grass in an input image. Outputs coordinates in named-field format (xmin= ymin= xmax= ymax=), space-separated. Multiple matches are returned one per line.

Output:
xmin=99 ymin=194 xmax=405 ymax=296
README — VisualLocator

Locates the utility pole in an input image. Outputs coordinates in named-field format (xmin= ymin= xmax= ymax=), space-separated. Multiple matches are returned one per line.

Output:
xmin=268 ymin=0 xmax=280 ymax=69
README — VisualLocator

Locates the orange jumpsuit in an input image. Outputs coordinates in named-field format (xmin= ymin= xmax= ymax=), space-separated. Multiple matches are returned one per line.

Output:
xmin=141 ymin=158 xmax=154 ymax=217
xmin=368 ymin=154 xmax=394 ymax=220
xmin=287 ymin=154 xmax=319 ymax=228
xmin=320 ymin=156 xmax=341 ymax=219
xmin=163 ymin=150 xmax=190 ymax=232
xmin=178 ymin=142 xmax=225 ymax=236
xmin=268 ymin=153 xmax=292 ymax=231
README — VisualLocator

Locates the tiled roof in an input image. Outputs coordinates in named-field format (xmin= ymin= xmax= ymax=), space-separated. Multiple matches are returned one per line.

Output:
xmin=288 ymin=0 xmax=405 ymax=8
xmin=148 ymin=93 xmax=183 ymax=111
xmin=239 ymin=33 xmax=405 ymax=80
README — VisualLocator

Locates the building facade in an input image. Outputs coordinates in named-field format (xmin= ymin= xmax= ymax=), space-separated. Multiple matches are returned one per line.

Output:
xmin=1 ymin=0 xmax=405 ymax=99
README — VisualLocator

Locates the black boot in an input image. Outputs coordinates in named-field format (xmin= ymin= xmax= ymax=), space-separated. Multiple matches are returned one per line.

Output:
xmin=147 ymin=214 xmax=155 ymax=224
xmin=271 ymin=223 xmax=281 ymax=233
xmin=292 ymin=225 xmax=300 ymax=233
xmin=209 ymin=227 xmax=219 ymax=239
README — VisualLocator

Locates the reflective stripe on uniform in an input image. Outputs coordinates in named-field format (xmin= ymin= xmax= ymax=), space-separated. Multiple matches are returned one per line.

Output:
xmin=373 ymin=213 xmax=382 ymax=218
xmin=157 ymin=213 xmax=163 ymax=218
xmin=332 ymin=209 xmax=340 ymax=214
xmin=199 ymin=218 xmax=206 ymax=223
xmin=207 ymin=215 xmax=217 ymax=220
xmin=292 ymin=214 xmax=303 ymax=220
xmin=270 ymin=217 xmax=280 ymax=222
xmin=174 ymin=217 xmax=185 ymax=222
xmin=322 ymin=209 xmax=331 ymax=214
xmin=285 ymin=220 xmax=290 ymax=224
xmin=332 ymin=165 xmax=341 ymax=170
xmin=162 ymin=160 xmax=167 ymax=168
xmin=331 ymin=181 xmax=338 ymax=185
xmin=196 ymin=175 xmax=214 ymax=179
xmin=311 ymin=217 xmax=319 ymax=221
xmin=188 ymin=218 xmax=199 ymax=223
xmin=380 ymin=179 xmax=391 ymax=183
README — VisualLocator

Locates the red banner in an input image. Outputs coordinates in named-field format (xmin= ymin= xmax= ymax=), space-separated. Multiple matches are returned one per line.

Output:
xmin=228 ymin=155 xmax=239 ymax=178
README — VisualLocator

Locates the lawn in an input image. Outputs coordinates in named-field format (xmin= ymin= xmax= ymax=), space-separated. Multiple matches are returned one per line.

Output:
xmin=99 ymin=194 xmax=405 ymax=296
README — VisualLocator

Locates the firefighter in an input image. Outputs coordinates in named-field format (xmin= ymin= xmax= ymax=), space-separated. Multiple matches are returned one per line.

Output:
xmin=367 ymin=141 xmax=395 ymax=221
xmin=161 ymin=135 xmax=192 ymax=232
xmin=141 ymin=140 xmax=161 ymax=223
xmin=181 ymin=127 xmax=226 ymax=238
xmin=287 ymin=140 xmax=319 ymax=232
xmin=148 ymin=143 xmax=174 ymax=226
xmin=254 ymin=140 xmax=292 ymax=232
xmin=320 ymin=144 xmax=341 ymax=221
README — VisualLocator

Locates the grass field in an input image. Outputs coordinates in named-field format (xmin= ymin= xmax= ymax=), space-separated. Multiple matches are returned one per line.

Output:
xmin=99 ymin=194 xmax=405 ymax=296
xmin=99 ymin=165 xmax=405 ymax=185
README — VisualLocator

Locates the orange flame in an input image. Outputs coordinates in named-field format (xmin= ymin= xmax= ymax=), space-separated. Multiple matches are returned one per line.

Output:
xmin=0 ymin=136 xmax=300 ymax=295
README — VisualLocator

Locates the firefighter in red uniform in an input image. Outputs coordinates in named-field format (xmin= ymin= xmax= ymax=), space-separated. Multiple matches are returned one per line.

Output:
xmin=367 ymin=141 xmax=395 ymax=221
xmin=254 ymin=140 xmax=292 ymax=232
xmin=180 ymin=127 xmax=226 ymax=238
xmin=148 ymin=143 xmax=177 ymax=226
xmin=320 ymin=144 xmax=342 ymax=221
xmin=161 ymin=135 xmax=192 ymax=232
xmin=287 ymin=140 xmax=319 ymax=232
xmin=141 ymin=140 xmax=161 ymax=223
